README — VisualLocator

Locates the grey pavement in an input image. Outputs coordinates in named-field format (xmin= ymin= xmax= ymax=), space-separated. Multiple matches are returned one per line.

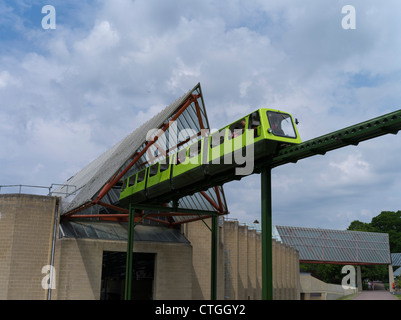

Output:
xmin=352 ymin=282 xmax=398 ymax=300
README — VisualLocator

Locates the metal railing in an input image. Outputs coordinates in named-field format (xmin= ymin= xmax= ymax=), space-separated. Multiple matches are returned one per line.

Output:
xmin=0 ymin=184 xmax=77 ymax=197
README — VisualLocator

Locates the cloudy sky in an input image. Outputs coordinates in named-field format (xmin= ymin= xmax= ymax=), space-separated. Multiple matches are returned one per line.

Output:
xmin=1 ymin=0 xmax=401 ymax=230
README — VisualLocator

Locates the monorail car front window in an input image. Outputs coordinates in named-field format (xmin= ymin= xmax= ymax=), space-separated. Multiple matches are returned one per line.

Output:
xmin=267 ymin=111 xmax=297 ymax=138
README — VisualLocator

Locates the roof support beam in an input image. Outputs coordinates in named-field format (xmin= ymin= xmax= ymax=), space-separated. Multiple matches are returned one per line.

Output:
xmin=93 ymin=94 xmax=200 ymax=205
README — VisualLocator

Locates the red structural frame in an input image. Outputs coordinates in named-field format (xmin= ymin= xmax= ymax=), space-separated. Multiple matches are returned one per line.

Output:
xmin=62 ymin=92 xmax=227 ymax=224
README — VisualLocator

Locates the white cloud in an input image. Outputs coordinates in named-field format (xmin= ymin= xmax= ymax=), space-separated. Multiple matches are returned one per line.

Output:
xmin=2 ymin=0 xmax=401 ymax=229
xmin=323 ymin=151 xmax=372 ymax=186
xmin=74 ymin=20 xmax=120 ymax=55
xmin=0 ymin=70 xmax=19 ymax=88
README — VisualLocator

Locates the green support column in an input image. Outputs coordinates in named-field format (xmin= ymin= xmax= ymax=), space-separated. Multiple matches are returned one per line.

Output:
xmin=261 ymin=166 xmax=273 ymax=300
xmin=124 ymin=204 xmax=135 ymax=300
xmin=211 ymin=213 xmax=218 ymax=300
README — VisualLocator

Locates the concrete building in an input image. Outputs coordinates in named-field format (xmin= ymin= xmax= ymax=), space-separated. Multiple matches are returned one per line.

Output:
xmin=0 ymin=193 xmax=300 ymax=300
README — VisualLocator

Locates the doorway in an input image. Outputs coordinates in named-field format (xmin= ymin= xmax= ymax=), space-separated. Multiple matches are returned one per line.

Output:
xmin=100 ymin=251 xmax=155 ymax=300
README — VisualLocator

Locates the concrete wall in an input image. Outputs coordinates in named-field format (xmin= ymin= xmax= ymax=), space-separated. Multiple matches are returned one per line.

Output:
xmin=0 ymin=194 xmax=193 ymax=300
xmin=300 ymin=273 xmax=358 ymax=300
xmin=0 ymin=194 xmax=58 ymax=300
xmin=53 ymin=238 xmax=193 ymax=300
xmin=0 ymin=194 xmax=300 ymax=300
xmin=185 ymin=218 xmax=300 ymax=300
xmin=182 ymin=219 xmax=224 ymax=299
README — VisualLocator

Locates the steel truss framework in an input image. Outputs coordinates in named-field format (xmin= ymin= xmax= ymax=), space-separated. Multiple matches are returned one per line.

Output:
xmin=59 ymin=83 xmax=228 ymax=226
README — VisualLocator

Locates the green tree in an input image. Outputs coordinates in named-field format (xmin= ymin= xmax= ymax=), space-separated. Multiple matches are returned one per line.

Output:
xmin=347 ymin=220 xmax=375 ymax=232
xmin=348 ymin=211 xmax=401 ymax=253
xmin=371 ymin=211 xmax=401 ymax=252
xmin=300 ymin=211 xmax=401 ymax=284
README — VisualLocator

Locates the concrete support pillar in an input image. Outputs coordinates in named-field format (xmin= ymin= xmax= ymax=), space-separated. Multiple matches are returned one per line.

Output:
xmin=272 ymin=239 xmax=278 ymax=299
xmin=223 ymin=220 xmax=239 ymax=300
xmin=389 ymin=265 xmax=395 ymax=293
xmin=357 ymin=265 xmax=363 ymax=292
xmin=238 ymin=225 xmax=248 ymax=299
xmin=247 ymin=229 xmax=257 ymax=300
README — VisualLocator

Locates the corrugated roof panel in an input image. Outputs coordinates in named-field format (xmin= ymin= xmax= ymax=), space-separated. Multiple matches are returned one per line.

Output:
xmin=275 ymin=225 xmax=391 ymax=264
xmin=392 ymin=253 xmax=401 ymax=266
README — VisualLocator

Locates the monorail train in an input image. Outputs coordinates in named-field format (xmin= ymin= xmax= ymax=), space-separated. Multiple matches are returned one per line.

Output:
xmin=119 ymin=108 xmax=302 ymax=206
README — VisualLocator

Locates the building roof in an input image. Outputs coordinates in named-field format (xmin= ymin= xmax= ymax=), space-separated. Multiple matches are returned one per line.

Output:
xmin=53 ymin=83 xmax=228 ymax=224
xmin=392 ymin=253 xmax=401 ymax=266
xmin=60 ymin=220 xmax=190 ymax=243
xmin=274 ymin=225 xmax=391 ymax=265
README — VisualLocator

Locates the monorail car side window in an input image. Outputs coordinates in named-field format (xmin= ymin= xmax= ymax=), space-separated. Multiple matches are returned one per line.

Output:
xmin=248 ymin=112 xmax=261 ymax=138
xmin=128 ymin=176 xmax=135 ymax=187
xmin=176 ymin=148 xmax=187 ymax=164
xmin=160 ymin=158 xmax=169 ymax=172
xmin=211 ymin=130 xmax=225 ymax=148
xmin=122 ymin=179 xmax=128 ymax=190
xmin=137 ymin=170 xmax=146 ymax=182
xmin=149 ymin=164 xmax=159 ymax=177
xmin=229 ymin=118 xmax=246 ymax=138
xmin=189 ymin=141 xmax=202 ymax=158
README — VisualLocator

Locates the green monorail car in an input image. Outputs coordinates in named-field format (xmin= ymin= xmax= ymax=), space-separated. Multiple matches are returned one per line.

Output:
xmin=120 ymin=167 xmax=148 ymax=205
xmin=171 ymin=139 xmax=208 ymax=191
xmin=146 ymin=157 xmax=172 ymax=199
xmin=119 ymin=108 xmax=301 ymax=205
xmin=206 ymin=108 xmax=301 ymax=176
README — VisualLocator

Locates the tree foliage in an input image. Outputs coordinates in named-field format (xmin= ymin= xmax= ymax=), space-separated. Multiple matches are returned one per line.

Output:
xmin=349 ymin=210 xmax=401 ymax=252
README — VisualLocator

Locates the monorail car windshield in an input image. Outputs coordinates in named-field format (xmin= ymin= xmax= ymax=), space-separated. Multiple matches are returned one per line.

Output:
xmin=119 ymin=108 xmax=301 ymax=206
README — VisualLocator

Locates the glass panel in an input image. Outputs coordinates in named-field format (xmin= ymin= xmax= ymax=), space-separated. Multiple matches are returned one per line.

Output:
xmin=176 ymin=148 xmax=187 ymax=164
xmin=267 ymin=111 xmax=297 ymax=138
xmin=189 ymin=141 xmax=202 ymax=158
xmin=248 ymin=112 xmax=261 ymax=128
xmin=149 ymin=164 xmax=158 ymax=177
xmin=160 ymin=158 xmax=169 ymax=172
xmin=137 ymin=170 xmax=146 ymax=182
xmin=210 ymin=130 xmax=225 ymax=148
xmin=248 ymin=112 xmax=261 ymax=138
xmin=229 ymin=118 xmax=246 ymax=139
xmin=122 ymin=179 xmax=128 ymax=190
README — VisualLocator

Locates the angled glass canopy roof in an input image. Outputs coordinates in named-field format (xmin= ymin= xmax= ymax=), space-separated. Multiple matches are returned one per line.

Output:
xmin=274 ymin=225 xmax=391 ymax=265
xmin=53 ymin=83 xmax=228 ymax=225
xmin=392 ymin=253 xmax=401 ymax=267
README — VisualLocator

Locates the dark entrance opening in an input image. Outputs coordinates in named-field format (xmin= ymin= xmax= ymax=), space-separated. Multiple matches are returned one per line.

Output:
xmin=100 ymin=251 xmax=155 ymax=300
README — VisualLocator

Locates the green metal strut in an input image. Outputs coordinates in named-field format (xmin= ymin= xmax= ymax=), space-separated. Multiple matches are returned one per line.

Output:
xmin=261 ymin=166 xmax=273 ymax=300
xmin=211 ymin=213 xmax=218 ymax=300
xmin=124 ymin=204 xmax=135 ymax=300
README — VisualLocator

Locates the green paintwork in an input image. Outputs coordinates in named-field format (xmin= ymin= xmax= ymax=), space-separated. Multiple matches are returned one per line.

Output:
xmin=119 ymin=108 xmax=301 ymax=204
